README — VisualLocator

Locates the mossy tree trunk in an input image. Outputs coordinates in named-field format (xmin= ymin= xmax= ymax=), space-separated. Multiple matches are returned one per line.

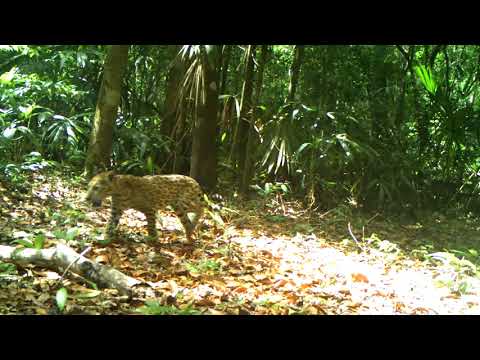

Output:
xmin=240 ymin=45 xmax=268 ymax=194
xmin=85 ymin=45 xmax=129 ymax=179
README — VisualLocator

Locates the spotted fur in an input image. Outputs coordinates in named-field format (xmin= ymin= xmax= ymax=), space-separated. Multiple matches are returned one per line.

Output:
xmin=85 ymin=171 xmax=204 ymax=243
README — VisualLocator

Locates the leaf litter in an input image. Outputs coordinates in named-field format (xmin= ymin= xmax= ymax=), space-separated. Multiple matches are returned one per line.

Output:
xmin=1 ymin=171 xmax=480 ymax=315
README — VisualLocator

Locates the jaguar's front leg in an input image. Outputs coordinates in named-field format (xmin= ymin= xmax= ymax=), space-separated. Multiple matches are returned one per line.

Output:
xmin=106 ymin=198 xmax=122 ymax=240
xmin=145 ymin=209 xmax=158 ymax=242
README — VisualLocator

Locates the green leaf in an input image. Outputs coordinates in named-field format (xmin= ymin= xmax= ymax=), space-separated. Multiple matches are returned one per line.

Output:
xmin=206 ymin=209 xmax=225 ymax=227
xmin=53 ymin=230 xmax=66 ymax=240
xmin=0 ymin=262 xmax=17 ymax=275
xmin=234 ymin=98 xmax=241 ymax=120
xmin=77 ymin=52 xmax=87 ymax=68
xmin=292 ymin=109 xmax=299 ymax=119
xmin=0 ymin=67 xmax=17 ymax=84
xmin=137 ymin=301 xmax=201 ymax=315
xmin=12 ymin=239 xmax=35 ymax=248
xmin=415 ymin=65 xmax=437 ymax=95
xmin=34 ymin=234 xmax=46 ymax=250
xmin=56 ymin=287 xmax=68 ymax=312
xmin=468 ymin=249 xmax=478 ymax=257
xmin=97 ymin=238 xmax=112 ymax=246
xmin=2 ymin=127 xmax=16 ymax=139
xmin=71 ymin=289 xmax=101 ymax=299
xmin=265 ymin=182 xmax=272 ymax=194
xmin=19 ymin=104 xmax=34 ymax=118
xmin=65 ymin=228 xmax=79 ymax=242
xmin=297 ymin=142 xmax=311 ymax=155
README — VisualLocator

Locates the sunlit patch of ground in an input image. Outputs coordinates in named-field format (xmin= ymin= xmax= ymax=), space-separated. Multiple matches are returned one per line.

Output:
xmin=1 ymin=171 xmax=480 ymax=315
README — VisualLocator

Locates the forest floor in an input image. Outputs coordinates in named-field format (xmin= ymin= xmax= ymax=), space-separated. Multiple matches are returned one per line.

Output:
xmin=1 ymin=171 xmax=480 ymax=315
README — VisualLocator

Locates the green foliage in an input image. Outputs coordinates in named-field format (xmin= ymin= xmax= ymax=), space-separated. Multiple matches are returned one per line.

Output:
xmin=55 ymin=287 xmax=68 ymax=312
xmin=53 ymin=228 xmax=80 ymax=243
xmin=0 ymin=262 xmax=17 ymax=275
xmin=415 ymin=65 xmax=437 ymax=95
xmin=1 ymin=44 xmax=480 ymax=215
xmin=0 ymin=46 xmax=96 ymax=169
xmin=185 ymin=258 xmax=222 ymax=274
xmin=265 ymin=214 xmax=289 ymax=223
xmin=136 ymin=301 xmax=201 ymax=315
xmin=252 ymin=182 xmax=290 ymax=198
xmin=0 ymin=152 xmax=56 ymax=193
xmin=11 ymin=232 xmax=46 ymax=249
xmin=113 ymin=127 xmax=172 ymax=176
xmin=426 ymin=252 xmax=477 ymax=276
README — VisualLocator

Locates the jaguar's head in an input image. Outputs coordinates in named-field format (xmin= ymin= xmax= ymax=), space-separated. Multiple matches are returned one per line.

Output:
xmin=85 ymin=171 xmax=116 ymax=207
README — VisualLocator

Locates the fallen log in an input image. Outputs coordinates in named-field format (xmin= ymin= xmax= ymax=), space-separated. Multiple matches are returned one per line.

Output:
xmin=0 ymin=243 xmax=142 ymax=296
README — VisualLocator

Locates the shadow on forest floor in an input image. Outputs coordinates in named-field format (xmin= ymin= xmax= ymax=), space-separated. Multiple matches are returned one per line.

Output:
xmin=1 ymin=171 xmax=480 ymax=315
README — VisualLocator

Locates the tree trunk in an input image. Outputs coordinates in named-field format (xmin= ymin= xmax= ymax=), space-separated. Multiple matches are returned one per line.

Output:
xmin=219 ymin=45 xmax=232 ymax=96
xmin=162 ymin=45 xmax=188 ymax=173
xmin=277 ymin=45 xmax=305 ymax=180
xmin=233 ymin=45 xmax=257 ymax=174
xmin=163 ymin=45 xmax=183 ymax=139
xmin=190 ymin=46 xmax=220 ymax=191
xmin=369 ymin=45 xmax=389 ymax=140
xmin=287 ymin=45 xmax=305 ymax=104
xmin=240 ymin=45 xmax=268 ymax=194
xmin=85 ymin=45 xmax=129 ymax=179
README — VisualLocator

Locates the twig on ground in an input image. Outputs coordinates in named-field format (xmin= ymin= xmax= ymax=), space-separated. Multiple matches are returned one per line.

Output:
xmin=319 ymin=208 xmax=335 ymax=219
xmin=366 ymin=212 xmax=380 ymax=225
xmin=348 ymin=222 xmax=364 ymax=252
xmin=60 ymin=246 xmax=92 ymax=282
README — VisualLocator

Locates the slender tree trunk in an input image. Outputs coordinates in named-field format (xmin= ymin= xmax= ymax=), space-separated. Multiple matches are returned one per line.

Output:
xmin=217 ymin=46 xmax=232 ymax=145
xmin=277 ymin=45 xmax=305 ymax=180
xmin=219 ymin=45 xmax=232 ymax=96
xmin=395 ymin=72 xmax=407 ymax=129
xmin=395 ymin=47 xmax=413 ymax=129
xmin=287 ymin=45 xmax=305 ymax=104
xmin=163 ymin=45 xmax=183 ymax=139
xmin=240 ymin=45 xmax=268 ymax=194
xmin=233 ymin=45 xmax=257 ymax=176
xmin=190 ymin=46 xmax=220 ymax=191
xmin=162 ymin=45 xmax=188 ymax=173
xmin=85 ymin=45 xmax=129 ymax=179
xmin=369 ymin=45 xmax=389 ymax=139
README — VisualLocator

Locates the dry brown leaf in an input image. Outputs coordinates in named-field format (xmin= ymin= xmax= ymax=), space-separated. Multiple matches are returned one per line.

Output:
xmin=226 ymin=280 xmax=241 ymax=288
xmin=35 ymin=307 xmax=48 ymax=315
xmin=257 ymin=277 xmax=274 ymax=286
xmin=395 ymin=302 xmax=405 ymax=312
xmin=232 ymin=286 xmax=248 ymax=294
xmin=351 ymin=272 xmax=369 ymax=283
xmin=95 ymin=255 xmax=109 ymax=264
xmin=196 ymin=297 xmax=218 ymax=307
xmin=132 ymin=270 xmax=149 ymax=277
xmin=273 ymin=279 xmax=288 ymax=289
xmin=208 ymin=309 xmax=228 ymax=315
xmin=303 ymin=306 xmax=319 ymax=315
xmin=286 ymin=292 xmax=300 ymax=304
